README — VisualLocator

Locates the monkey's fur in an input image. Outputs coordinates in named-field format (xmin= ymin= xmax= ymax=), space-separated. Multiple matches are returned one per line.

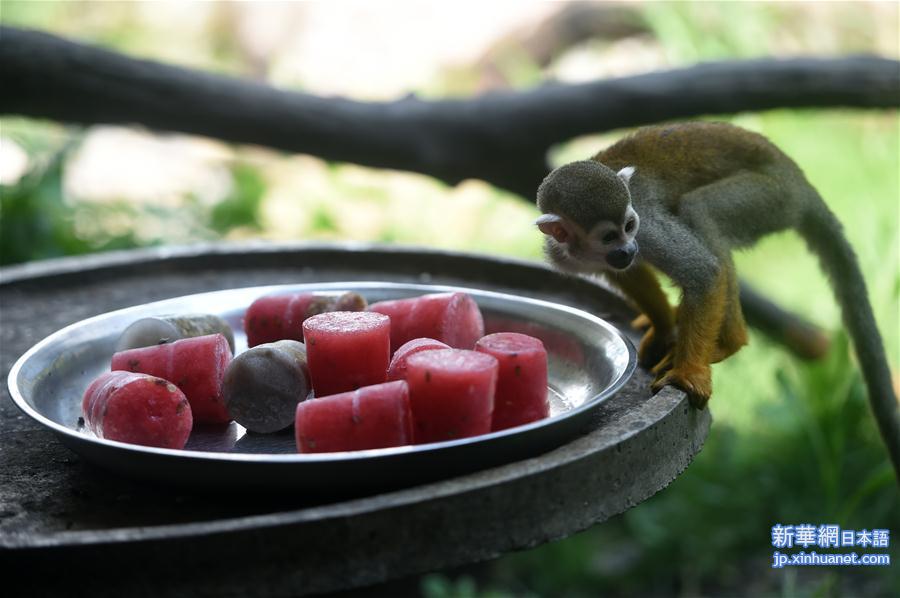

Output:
xmin=536 ymin=122 xmax=899 ymax=476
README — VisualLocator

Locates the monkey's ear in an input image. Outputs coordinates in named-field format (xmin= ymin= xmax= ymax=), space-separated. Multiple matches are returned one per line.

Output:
xmin=617 ymin=166 xmax=636 ymax=187
xmin=535 ymin=213 xmax=570 ymax=244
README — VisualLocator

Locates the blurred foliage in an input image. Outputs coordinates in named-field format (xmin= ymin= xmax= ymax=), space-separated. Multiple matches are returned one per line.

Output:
xmin=1 ymin=1 xmax=898 ymax=596
xmin=480 ymin=334 xmax=899 ymax=597
xmin=208 ymin=163 xmax=265 ymax=234
xmin=0 ymin=143 xmax=266 ymax=265
xmin=0 ymin=149 xmax=70 ymax=263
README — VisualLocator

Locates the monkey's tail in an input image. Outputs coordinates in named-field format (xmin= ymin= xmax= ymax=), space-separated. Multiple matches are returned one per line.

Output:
xmin=798 ymin=194 xmax=900 ymax=480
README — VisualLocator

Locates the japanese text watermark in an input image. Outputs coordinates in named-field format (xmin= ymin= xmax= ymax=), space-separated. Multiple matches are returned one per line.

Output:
xmin=771 ymin=524 xmax=891 ymax=568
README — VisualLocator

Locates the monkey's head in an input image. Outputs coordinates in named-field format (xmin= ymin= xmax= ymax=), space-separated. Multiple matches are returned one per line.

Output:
xmin=535 ymin=160 xmax=639 ymax=272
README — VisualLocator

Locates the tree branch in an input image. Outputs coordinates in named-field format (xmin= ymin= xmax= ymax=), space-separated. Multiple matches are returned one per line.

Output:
xmin=2 ymin=26 xmax=898 ymax=200
xmin=1 ymin=26 xmax=895 ymax=360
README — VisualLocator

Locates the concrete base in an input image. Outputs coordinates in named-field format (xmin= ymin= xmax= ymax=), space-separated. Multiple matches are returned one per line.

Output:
xmin=0 ymin=243 xmax=710 ymax=596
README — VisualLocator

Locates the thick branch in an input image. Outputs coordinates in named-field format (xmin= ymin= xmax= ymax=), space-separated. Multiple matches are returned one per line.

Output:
xmin=2 ymin=26 xmax=898 ymax=200
xmin=1 ymin=27 xmax=895 ymax=361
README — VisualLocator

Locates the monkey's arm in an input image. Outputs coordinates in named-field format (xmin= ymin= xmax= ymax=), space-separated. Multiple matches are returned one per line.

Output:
xmin=618 ymin=274 xmax=830 ymax=360
xmin=608 ymin=262 xmax=676 ymax=369
xmin=636 ymin=208 xmax=730 ymax=406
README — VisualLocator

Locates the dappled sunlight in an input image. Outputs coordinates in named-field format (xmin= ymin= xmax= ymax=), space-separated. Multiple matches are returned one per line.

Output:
xmin=65 ymin=127 xmax=233 ymax=207
xmin=259 ymin=154 xmax=543 ymax=256
xmin=0 ymin=136 xmax=29 ymax=186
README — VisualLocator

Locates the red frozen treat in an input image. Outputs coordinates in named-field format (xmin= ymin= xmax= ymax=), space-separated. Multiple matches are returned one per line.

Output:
xmin=405 ymin=349 xmax=498 ymax=444
xmin=82 ymin=370 xmax=192 ymax=449
xmin=368 ymin=292 xmax=484 ymax=353
xmin=244 ymin=291 xmax=367 ymax=347
xmin=475 ymin=332 xmax=549 ymax=430
xmin=295 ymin=381 xmax=413 ymax=453
xmin=386 ymin=337 xmax=451 ymax=381
xmin=303 ymin=311 xmax=390 ymax=396
xmin=111 ymin=333 xmax=232 ymax=424
xmin=485 ymin=317 xmax=585 ymax=367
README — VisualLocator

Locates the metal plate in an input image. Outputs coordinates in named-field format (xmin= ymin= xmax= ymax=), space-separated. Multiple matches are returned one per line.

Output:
xmin=8 ymin=281 xmax=635 ymax=494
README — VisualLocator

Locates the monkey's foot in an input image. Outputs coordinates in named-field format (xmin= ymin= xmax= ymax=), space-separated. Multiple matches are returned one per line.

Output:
xmin=652 ymin=364 xmax=712 ymax=409
xmin=639 ymin=328 xmax=674 ymax=371
xmin=631 ymin=314 xmax=652 ymax=331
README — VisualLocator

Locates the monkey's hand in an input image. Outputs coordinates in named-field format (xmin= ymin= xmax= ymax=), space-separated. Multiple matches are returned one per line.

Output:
xmin=638 ymin=326 xmax=675 ymax=371
xmin=631 ymin=313 xmax=652 ymax=331
xmin=652 ymin=363 xmax=712 ymax=409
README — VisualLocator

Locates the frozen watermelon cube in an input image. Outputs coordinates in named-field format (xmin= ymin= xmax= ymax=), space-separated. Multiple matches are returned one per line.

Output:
xmin=475 ymin=332 xmax=549 ymax=430
xmin=82 ymin=370 xmax=192 ymax=449
xmin=111 ymin=333 xmax=232 ymax=424
xmin=386 ymin=337 xmax=451 ymax=381
xmin=302 ymin=311 xmax=390 ymax=396
xmin=295 ymin=380 xmax=413 ymax=453
xmin=404 ymin=349 xmax=497 ymax=444
xmin=245 ymin=291 xmax=367 ymax=347
xmin=368 ymin=292 xmax=484 ymax=353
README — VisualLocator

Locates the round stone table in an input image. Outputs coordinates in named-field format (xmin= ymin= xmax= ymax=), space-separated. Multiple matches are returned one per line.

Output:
xmin=0 ymin=244 xmax=709 ymax=597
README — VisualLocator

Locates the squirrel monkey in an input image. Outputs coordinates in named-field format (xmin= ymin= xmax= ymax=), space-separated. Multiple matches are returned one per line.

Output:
xmin=536 ymin=122 xmax=899 ymax=474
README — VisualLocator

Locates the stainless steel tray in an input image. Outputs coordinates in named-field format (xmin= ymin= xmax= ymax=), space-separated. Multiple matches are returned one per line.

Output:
xmin=8 ymin=281 xmax=635 ymax=493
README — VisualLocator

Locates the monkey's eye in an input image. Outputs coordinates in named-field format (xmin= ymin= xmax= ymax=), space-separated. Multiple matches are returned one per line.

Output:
xmin=625 ymin=218 xmax=636 ymax=233
xmin=602 ymin=231 xmax=618 ymax=244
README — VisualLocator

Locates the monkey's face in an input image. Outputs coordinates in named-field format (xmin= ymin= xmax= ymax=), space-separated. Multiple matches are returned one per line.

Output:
xmin=536 ymin=207 xmax=640 ymax=273
xmin=535 ymin=160 xmax=639 ymax=273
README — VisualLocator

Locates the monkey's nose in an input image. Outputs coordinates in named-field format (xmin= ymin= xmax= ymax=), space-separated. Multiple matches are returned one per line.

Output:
xmin=606 ymin=247 xmax=635 ymax=269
